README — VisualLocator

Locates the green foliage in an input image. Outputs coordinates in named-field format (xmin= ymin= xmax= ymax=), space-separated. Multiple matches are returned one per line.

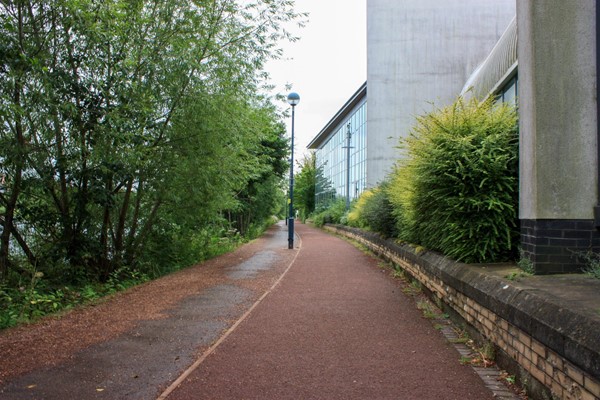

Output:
xmin=517 ymin=248 xmax=536 ymax=274
xmin=0 ymin=268 xmax=150 ymax=329
xmin=0 ymin=0 xmax=305 ymax=326
xmin=577 ymin=251 xmax=600 ymax=279
xmin=312 ymin=198 xmax=348 ymax=227
xmin=347 ymin=189 xmax=374 ymax=228
xmin=348 ymin=183 xmax=397 ymax=237
xmin=105 ymin=267 xmax=150 ymax=294
xmin=294 ymin=153 xmax=317 ymax=221
xmin=387 ymin=97 xmax=519 ymax=263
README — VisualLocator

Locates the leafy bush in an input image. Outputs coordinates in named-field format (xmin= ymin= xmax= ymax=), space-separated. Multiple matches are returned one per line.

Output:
xmin=360 ymin=185 xmax=397 ymax=238
xmin=105 ymin=267 xmax=150 ymax=294
xmin=312 ymin=198 xmax=348 ymax=227
xmin=347 ymin=190 xmax=374 ymax=228
xmin=387 ymin=97 xmax=519 ymax=263
xmin=0 ymin=266 xmax=151 ymax=330
xmin=348 ymin=186 xmax=396 ymax=237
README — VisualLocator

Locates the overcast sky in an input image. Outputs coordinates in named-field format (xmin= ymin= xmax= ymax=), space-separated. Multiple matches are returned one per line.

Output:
xmin=263 ymin=0 xmax=367 ymax=159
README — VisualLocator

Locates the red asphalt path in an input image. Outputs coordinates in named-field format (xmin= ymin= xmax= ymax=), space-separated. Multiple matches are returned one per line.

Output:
xmin=163 ymin=223 xmax=495 ymax=400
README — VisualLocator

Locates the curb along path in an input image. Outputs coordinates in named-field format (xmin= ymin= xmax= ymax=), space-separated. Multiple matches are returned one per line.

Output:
xmin=165 ymin=223 xmax=498 ymax=400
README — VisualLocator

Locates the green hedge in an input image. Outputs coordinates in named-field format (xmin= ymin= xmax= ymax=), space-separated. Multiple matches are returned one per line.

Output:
xmin=387 ymin=97 xmax=519 ymax=263
xmin=347 ymin=185 xmax=396 ymax=238
xmin=312 ymin=198 xmax=348 ymax=227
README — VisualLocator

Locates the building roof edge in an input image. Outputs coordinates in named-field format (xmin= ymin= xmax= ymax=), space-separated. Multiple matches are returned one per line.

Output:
xmin=307 ymin=81 xmax=367 ymax=150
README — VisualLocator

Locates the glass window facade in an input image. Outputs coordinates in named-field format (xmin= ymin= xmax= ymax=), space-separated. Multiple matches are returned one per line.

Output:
xmin=315 ymin=101 xmax=367 ymax=209
xmin=497 ymin=74 xmax=518 ymax=105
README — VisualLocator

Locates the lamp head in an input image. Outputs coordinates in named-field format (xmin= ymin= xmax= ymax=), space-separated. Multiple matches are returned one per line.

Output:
xmin=287 ymin=92 xmax=300 ymax=106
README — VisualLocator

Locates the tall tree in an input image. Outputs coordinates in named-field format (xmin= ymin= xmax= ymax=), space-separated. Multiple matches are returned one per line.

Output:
xmin=294 ymin=152 xmax=316 ymax=220
xmin=0 ymin=0 xmax=304 ymax=282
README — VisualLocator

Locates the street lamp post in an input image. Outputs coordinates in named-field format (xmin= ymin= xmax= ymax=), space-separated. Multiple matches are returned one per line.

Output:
xmin=343 ymin=122 xmax=354 ymax=210
xmin=287 ymin=92 xmax=300 ymax=249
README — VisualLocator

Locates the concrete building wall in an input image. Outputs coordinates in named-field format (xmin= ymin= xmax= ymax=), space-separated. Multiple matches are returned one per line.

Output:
xmin=366 ymin=0 xmax=515 ymax=187
xmin=517 ymin=0 xmax=599 ymax=274
xmin=518 ymin=0 xmax=597 ymax=220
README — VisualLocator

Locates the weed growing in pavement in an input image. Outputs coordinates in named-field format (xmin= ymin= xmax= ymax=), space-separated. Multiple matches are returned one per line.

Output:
xmin=450 ymin=326 xmax=496 ymax=367
xmin=460 ymin=349 xmax=495 ymax=368
xmin=375 ymin=259 xmax=411 ymax=283
xmin=354 ymin=242 xmax=374 ymax=256
xmin=450 ymin=327 xmax=471 ymax=345
xmin=416 ymin=300 xmax=435 ymax=318
xmin=575 ymin=251 xmax=600 ymax=279
xmin=503 ymin=374 xmax=516 ymax=385
xmin=455 ymin=335 xmax=496 ymax=368
xmin=401 ymin=279 xmax=422 ymax=296
xmin=517 ymin=248 xmax=535 ymax=274
xmin=378 ymin=261 xmax=390 ymax=270
xmin=505 ymin=271 xmax=531 ymax=282
xmin=449 ymin=336 xmax=470 ymax=344
xmin=477 ymin=341 xmax=496 ymax=366
xmin=390 ymin=264 xmax=407 ymax=280
xmin=417 ymin=299 xmax=448 ymax=320
xmin=339 ymin=235 xmax=377 ymax=258
xmin=459 ymin=355 xmax=474 ymax=365
xmin=499 ymin=372 xmax=530 ymax=399
xmin=391 ymin=269 xmax=405 ymax=279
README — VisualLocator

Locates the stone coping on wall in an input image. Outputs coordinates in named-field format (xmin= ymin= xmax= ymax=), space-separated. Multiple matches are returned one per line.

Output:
xmin=324 ymin=224 xmax=600 ymax=398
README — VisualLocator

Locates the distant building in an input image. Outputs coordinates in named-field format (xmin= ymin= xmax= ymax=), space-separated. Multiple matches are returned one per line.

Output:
xmin=307 ymin=83 xmax=366 ymax=208
xmin=366 ymin=0 xmax=516 ymax=186
xmin=461 ymin=17 xmax=518 ymax=106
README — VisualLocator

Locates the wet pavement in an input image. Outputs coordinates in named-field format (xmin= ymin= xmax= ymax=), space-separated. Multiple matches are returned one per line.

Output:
xmin=0 ymin=221 xmax=518 ymax=399
xmin=0 ymin=222 xmax=294 ymax=399
xmin=163 ymin=223 xmax=500 ymax=400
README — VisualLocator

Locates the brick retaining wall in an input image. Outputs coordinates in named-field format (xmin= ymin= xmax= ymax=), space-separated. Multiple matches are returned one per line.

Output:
xmin=324 ymin=225 xmax=600 ymax=400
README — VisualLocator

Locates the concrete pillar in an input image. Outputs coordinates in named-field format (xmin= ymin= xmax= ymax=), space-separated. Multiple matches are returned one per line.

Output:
xmin=517 ymin=0 xmax=599 ymax=273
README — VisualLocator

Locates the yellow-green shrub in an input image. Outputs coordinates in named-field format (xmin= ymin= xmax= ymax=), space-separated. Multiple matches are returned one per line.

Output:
xmin=347 ymin=189 xmax=374 ymax=228
xmin=387 ymin=97 xmax=519 ymax=262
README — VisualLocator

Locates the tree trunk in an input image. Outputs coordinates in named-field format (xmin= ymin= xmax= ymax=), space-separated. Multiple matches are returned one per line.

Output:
xmin=114 ymin=178 xmax=133 ymax=264
xmin=127 ymin=196 xmax=162 ymax=266
xmin=0 ymin=3 xmax=26 ymax=281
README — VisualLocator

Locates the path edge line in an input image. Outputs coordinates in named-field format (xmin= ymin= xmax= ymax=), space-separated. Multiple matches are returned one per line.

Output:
xmin=156 ymin=231 xmax=303 ymax=400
